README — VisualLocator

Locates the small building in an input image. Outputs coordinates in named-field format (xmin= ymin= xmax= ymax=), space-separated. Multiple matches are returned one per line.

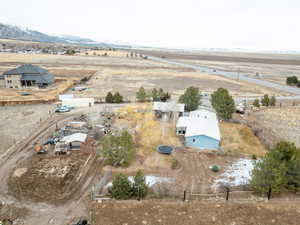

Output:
xmin=176 ymin=109 xmax=221 ymax=150
xmin=62 ymin=133 xmax=87 ymax=150
xmin=153 ymin=101 xmax=185 ymax=121
xmin=2 ymin=64 xmax=54 ymax=88
xmin=62 ymin=98 xmax=94 ymax=107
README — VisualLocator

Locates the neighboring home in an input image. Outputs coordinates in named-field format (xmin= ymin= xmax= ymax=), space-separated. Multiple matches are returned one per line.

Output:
xmin=153 ymin=101 xmax=185 ymax=121
xmin=62 ymin=97 xmax=94 ymax=107
xmin=62 ymin=133 xmax=87 ymax=149
xmin=1 ymin=64 xmax=54 ymax=88
xmin=176 ymin=109 xmax=221 ymax=150
xmin=0 ymin=75 xmax=5 ymax=87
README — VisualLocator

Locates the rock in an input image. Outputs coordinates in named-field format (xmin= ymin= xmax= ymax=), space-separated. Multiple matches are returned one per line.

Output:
xmin=142 ymin=220 xmax=147 ymax=225
xmin=212 ymin=216 xmax=216 ymax=222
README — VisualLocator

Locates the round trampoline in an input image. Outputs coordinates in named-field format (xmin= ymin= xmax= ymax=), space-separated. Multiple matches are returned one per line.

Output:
xmin=156 ymin=145 xmax=174 ymax=155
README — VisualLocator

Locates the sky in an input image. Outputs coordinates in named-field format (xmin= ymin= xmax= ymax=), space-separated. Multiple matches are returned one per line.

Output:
xmin=1 ymin=0 xmax=300 ymax=51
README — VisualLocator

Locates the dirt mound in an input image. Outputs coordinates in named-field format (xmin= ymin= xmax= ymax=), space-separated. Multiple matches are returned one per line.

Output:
xmin=8 ymin=153 xmax=88 ymax=204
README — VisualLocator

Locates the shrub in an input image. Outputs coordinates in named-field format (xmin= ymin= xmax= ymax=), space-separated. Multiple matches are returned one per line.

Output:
xmin=252 ymin=154 xmax=257 ymax=160
xmin=253 ymin=99 xmax=260 ymax=107
xmin=286 ymin=76 xmax=298 ymax=85
xmin=211 ymin=88 xmax=235 ymax=119
xmin=270 ymin=96 xmax=276 ymax=106
xmin=210 ymin=165 xmax=220 ymax=172
xmin=179 ymin=87 xmax=201 ymax=112
xmin=113 ymin=92 xmax=123 ymax=103
xmin=171 ymin=159 xmax=179 ymax=169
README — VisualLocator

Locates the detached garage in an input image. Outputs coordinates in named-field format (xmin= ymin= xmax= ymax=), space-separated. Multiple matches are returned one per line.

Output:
xmin=62 ymin=98 xmax=94 ymax=107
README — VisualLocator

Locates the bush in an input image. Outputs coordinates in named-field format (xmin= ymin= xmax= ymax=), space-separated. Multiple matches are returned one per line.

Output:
xmin=101 ymin=131 xmax=135 ymax=167
xmin=110 ymin=173 xmax=133 ymax=200
xmin=252 ymin=154 xmax=257 ymax=160
xmin=171 ymin=159 xmax=179 ymax=169
xmin=253 ymin=99 xmax=260 ymax=107
xmin=211 ymin=88 xmax=235 ymax=119
xmin=179 ymin=87 xmax=201 ymax=112
xmin=297 ymin=82 xmax=300 ymax=88
xmin=286 ymin=76 xmax=298 ymax=85
xmin=210 ymin=165 xmax=220 ymax=172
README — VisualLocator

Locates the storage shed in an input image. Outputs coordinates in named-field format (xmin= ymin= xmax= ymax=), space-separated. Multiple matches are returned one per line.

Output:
xmin=62 ymin=133 xmax=87 ymax=149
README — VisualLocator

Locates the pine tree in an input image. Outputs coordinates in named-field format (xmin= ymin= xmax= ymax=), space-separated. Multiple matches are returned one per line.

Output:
xmin=110 ymin=173 xmax=133 ymax=199
xmin=136 ymin=87 xmax=147 ymax=102
xmin=179 ymin=87 xmax=201 ymax=112
xmin=132 ymin=170 xmax=148 ymax=199
xmin=261 ymin=94 xmax=270 ymax=106
xmin=105 ymin=92 xmax=114 ymax=103
xmin=211 ymin=88 xmax=235 ymax=119
xmin=152 ymin=88 xmax=159 ymax=101
xmin=270 ymin=96 xmax=276 ymax=106
xmin=113 ymin=92 xmax=123 ymax=103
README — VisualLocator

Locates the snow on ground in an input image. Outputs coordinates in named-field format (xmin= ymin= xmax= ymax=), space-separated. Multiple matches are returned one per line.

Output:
xmin=128 ymin=175 xmax=172 ymax=187
xmin=214 ymin=158 xmax=255 ymax=187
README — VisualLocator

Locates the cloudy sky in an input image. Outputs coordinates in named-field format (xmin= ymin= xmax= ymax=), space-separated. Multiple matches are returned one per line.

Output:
xmin=1 ymin=0 xmax=299 ymax=51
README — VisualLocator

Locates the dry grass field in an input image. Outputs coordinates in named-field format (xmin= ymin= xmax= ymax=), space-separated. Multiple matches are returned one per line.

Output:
xmin=93 ymin=200 xmax=300 ymax=225
xmin=220 ymin=122 xmax=267 ymax=156
xmin=245 ymin=107 xmax=300 ymax=148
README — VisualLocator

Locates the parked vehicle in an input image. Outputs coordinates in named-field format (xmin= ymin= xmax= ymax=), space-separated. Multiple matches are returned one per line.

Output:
xmin=55 ymin=106 xmax=71 ymax=113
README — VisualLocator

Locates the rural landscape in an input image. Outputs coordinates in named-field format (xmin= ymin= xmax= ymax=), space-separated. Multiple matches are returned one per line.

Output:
xmin=1 ymin=1 xmax=300 ymax=225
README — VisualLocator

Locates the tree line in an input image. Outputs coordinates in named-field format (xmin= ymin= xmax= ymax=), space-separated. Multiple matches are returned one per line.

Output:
xmin=253 ymin=94 xmax=276 ymax=108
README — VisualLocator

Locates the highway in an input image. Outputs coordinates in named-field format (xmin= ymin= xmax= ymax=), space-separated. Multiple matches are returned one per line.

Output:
xmin=148 ymin=56 xmax=300 ymax=100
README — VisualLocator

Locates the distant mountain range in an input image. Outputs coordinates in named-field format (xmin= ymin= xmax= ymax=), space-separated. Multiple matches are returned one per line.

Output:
xmin=0 ymin=22 xmax=131 ymax=48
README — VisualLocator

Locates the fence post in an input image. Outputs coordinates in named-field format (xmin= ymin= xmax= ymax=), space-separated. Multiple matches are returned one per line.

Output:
xmin=226 ymin=187 xmax=230 ymax=201
xmin=183 ymin=190 xmax=186 ymax=201
xmin=267 ymin=187 xmax=272 ymax=200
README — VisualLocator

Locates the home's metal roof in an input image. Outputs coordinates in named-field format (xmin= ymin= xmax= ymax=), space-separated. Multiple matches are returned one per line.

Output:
xmin=21 ymin=73 xmax=54 ymax=84
xmin=3 ymin=64 xmax=49 ymax=75
xmin=176 ymin=109 xmax=221 ymax=141
xmin=153 ymin=101 xmax=185 ymax=112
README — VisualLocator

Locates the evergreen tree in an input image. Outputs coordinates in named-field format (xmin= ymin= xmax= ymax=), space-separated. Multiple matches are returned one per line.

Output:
xmin=270 ymin=96 xmax=276 ymax=106
xmin=113 ymin=92 xmax=123 ymax=103
xmin=152 ymin=88 xmax=159 ymax=101
xmin=105 ymin=92 xmax=114 ymax=103
xmin=136 ymin=86 xmax=147 ymax=102
xmin=286 ymin=76 xmax=298 ymax=85
xmin=211 ymin=88 xmax=235 ymax=119
xmin=261 ymin=94 xmax=270 ymax=106
xmin=110 ymin=173 xmax=133 ymax=199
xmin=132 ymin=170 xmax=148 ymax=199
xmin=179 ymin=87 xmax=201 ymax=112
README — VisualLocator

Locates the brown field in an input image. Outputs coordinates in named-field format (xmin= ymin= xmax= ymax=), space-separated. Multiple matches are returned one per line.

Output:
xmin=92 ymin=200 xmax=300 ymax=225
xmin=135 ymin=49 xmax=300 ymax=85
xmin=244 ymin=107 xmax=300 ymax=148
xmin=220 ymin=122 xmax=267 ymax=156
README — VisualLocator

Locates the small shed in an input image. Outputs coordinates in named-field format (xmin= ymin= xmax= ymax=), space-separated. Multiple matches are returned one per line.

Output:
xmin=153 ymin=102 xmax=185 ymax=121
xmin=62 ymin=133 xmax=87 ymax=149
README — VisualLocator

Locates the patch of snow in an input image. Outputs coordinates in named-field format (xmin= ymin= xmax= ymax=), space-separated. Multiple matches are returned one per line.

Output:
xmin=214 ymin=158 xmax=255 ymax=187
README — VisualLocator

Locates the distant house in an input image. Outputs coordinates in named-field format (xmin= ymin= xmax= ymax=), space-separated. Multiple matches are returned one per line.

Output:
xmin=2 ymin=64 xmax=54 ymax=88
xmin=176 ymin=109 xmax=221 ymax=150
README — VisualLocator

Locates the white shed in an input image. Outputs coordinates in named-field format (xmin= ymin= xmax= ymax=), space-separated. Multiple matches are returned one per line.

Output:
xmin=62 ymin=98 xmax=94 ymax=107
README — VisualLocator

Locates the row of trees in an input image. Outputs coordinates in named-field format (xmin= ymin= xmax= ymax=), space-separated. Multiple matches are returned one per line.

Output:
xmin=105 ymin=92 xmax=124 ymax=103
xmin=286 ymin=76 xmax=300 ymax=87
xmin=251 ymin=141 xmax=300 ymax=193
xmin=101 ymin=131 xmax=135 ymax=167
xmin=253 ymin=94 xmax=276 ymax=107
xmin=110 ymin=171 xmax=148 ymax=200
xmin=136 ymin=87 xmax=170 ymax=102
